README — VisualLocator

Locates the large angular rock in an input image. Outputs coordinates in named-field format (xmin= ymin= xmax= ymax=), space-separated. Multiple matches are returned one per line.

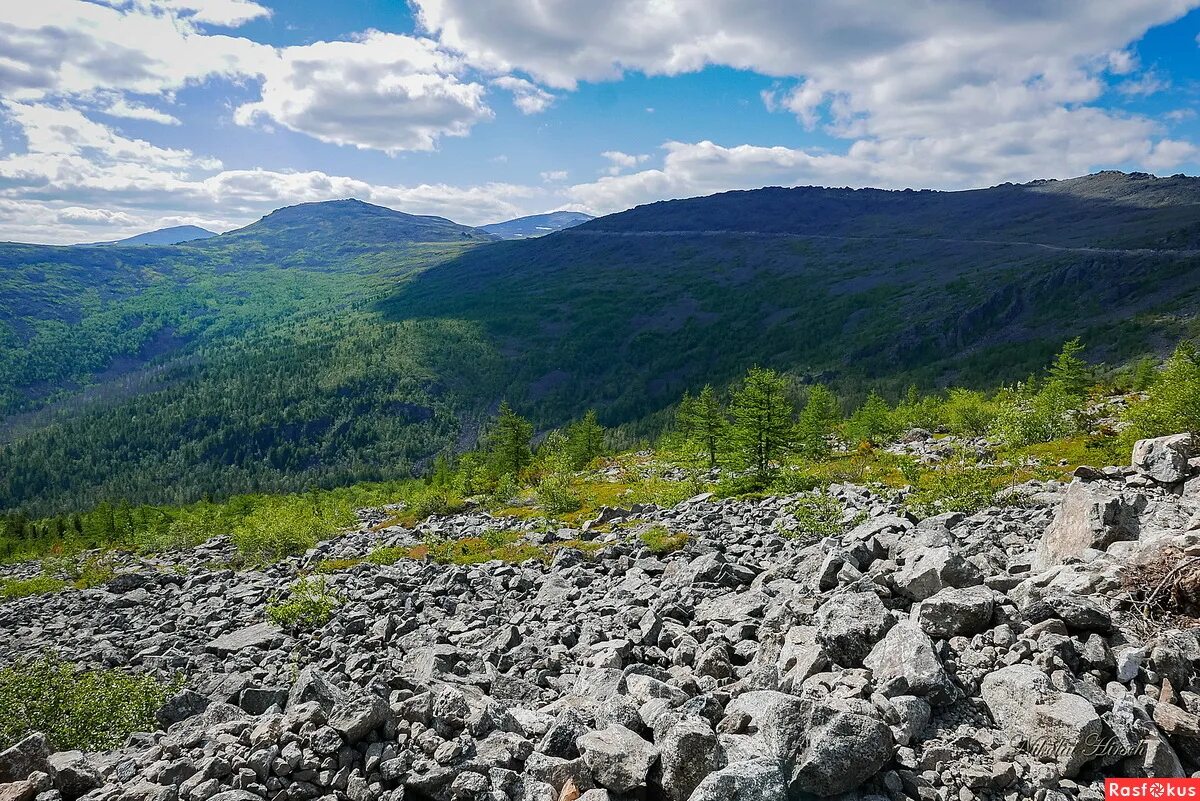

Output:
xmin=981 ymin=665 xmax=1103 ymax=777
xmin=0 ymin=734 xmax=50 ymax=784
xmin=47 ymin=752 xmax=101 ymax=801
xmin=864 ymin=623 xmax=954 ymax=704
xmin=287 ymin=666 xmax=345 ymax=711
xmin=204 ymin=622 xmax=286 ymax=656
xmin=576 ymin=725 xmax=659 ymax=793
xmin=814 ymin=591 xmax=893 ymax=667
xmin=1133 ymin=434 xmax=1195 ymax=483
xmin=1034 ymin=481 xmax=1146 ymax=571
xmin=893 ymin=546 xmax=982 ymax=601
xmin=328 ymin=692 xmax=390 ymax=741
xmin=788 ymin=708 xmax=893 ymax=797
xmin=686 ymin=759 xmax=787 ymax=801
xmin=657 ymin=717 xmax=719 ymax=801
xmin=914 ymin=586 xmax=993 ymax=638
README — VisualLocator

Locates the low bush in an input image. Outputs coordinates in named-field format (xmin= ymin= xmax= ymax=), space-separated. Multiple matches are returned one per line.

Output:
xmin=266 ymin=576 xmax=341 ymax=630
xmin=787 ymin=494 xmax=851 ymax=542
xmin=1 ymin=574 xmax=66 ymax=600
xmin=535 ymin=474 xmax=582 ymax=515
xmin=906 ymin=455 xmax=1007 ymax=517
xmin=232 ymin=498 xmax=347 ymax=564
xmin=367 ymin=545 xmax=406 ymax=566
xmin=0 ymin=655 xmax=174 ymax=750
xmin=639 ymin=525 xmax=689 ymax=554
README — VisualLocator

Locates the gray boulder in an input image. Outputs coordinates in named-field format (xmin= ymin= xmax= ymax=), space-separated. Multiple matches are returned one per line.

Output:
xmin=0 ymin=734 xmax=50 ymax=784
xmin=657 ymin=717 xmax=720 ymax=801
xmin=1034 ymin=481 xmax=1146 ymax=571
xmin=893 ymin=546 xmax=982 ymax=601
xmin=328 ymin=692 xmax=389 ymax=741
xmin=1132 ymin=434 xmax=1195 ymax=483
xmin=686 ymin=759 xmax=787 ymax=801
xmin=864 ymin=623 xmax=954 ymax=704
xmin=576 ymin=725 xmax=660 ymax=793
xmin=981 ymin=664 xmax=1102 ymax=777
xmin=814 ymin=591 xmax=892 ymax=666
xmin=914 ymin=586 xmax=993 ymax=638
xmin=788 ymin=708 xmax=893 ymax=796
xmin=46 ymin=752 xmax=101 ymax=801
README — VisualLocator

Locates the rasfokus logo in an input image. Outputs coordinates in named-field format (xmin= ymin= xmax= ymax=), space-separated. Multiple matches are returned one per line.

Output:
xmin=1107 ymin=779 xmax=1200 ymax=798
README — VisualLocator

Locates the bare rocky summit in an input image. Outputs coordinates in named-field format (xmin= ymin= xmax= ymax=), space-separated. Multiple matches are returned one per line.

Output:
xmin=2 ymin=436 xmax=1200 ymax=801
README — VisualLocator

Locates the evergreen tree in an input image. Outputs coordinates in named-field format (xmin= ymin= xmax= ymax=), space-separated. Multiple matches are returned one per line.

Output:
xmin=482 ymin=401 xmax=533 ymax=480
xmin=727 ymin=367 xmax=794 ymax=477
xmin=564 ymin=410 xmax=606 ymax=469
xmin=1126 ymin=343 xmax=1200 ymax=438
xmin=794 ymin=384 xmax=840 ymax=459
xmin=1047 ymin=338 xmax=1089 ymax=399
xmin=677 ymin=385 xmax=725 ymax=467
xmin=843 ymin=391 xmax=897 ymax=446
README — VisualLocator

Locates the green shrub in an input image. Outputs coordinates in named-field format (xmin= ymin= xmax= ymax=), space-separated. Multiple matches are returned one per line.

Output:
xmin=266 ymin=576 xmax=341 ymax=630
xmin=0 ymin=655 xmax=174 ymax=750
xmin=941 ymin=389 xmax=998 ymax=437
xmin=787 ymin=494 xmax=851 ymax=541
xmin=1124 ymin=343 xmax=1200 ymax=439
xmin=232 ymin=498 xmax=346 ymax=564
xmin=1 ymin=574 xmax=66 ymax=600
xmin=639 ymin=525 xmax=689 ymax=554
xmin=73 ymin=554 xmax=116 ymax=589
xmin=536 ymin=474 xmax=582 ymax=515
xmin=906 ymin=455 xmax=1007 ymax=517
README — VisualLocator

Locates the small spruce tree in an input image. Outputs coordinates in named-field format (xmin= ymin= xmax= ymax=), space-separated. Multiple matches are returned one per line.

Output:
xmin=727 ymin=367 xmax=794 ymax=478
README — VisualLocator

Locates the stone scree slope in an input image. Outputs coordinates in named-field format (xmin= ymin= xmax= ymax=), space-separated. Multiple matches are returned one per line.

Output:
xmin=3 ymin=435 xmax=1200 ymax=801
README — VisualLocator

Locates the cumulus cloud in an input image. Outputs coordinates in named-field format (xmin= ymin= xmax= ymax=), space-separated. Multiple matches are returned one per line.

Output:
xmin=235 ymin=32 xmax=493 ymax=153
xmin=0 ymin=1 xmax=274 ymax=101
xmin=97 ymin=97 xmax=182 ymax=125
xmin=491 ymin=76 xmax=556 ymax=114
xmin=417 ymin=0 xmax=1200 ymax=206
xmin=600 ymin=150 xmax=649 ymax=175
xmin=567 ymin=125 xmax=1200 ymax=216
xmin=154 ymin=0 xmax=272 ymax=26
xmin=541 ymin=170 xmax=568 ymax=182
xmin=0 ymin=101 xmax=544 ymax=243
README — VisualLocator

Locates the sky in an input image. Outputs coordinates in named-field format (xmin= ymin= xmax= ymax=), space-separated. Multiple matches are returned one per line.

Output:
xmin=2 ymin=1 xmax=1200 ymax=244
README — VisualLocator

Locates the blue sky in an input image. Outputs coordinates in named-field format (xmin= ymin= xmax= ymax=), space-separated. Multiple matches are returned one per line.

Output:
xmin=1 ymin=0 xmax=1199 ymax=243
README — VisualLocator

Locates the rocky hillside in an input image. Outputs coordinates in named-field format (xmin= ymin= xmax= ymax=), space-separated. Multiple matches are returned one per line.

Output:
xmin=1 ymin=435 xmax=1199 ymax=800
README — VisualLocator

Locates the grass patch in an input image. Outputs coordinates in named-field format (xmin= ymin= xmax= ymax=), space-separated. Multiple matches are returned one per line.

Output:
xmin=314 ymin=557 xmax=363 ymax=573
xmin=266 ymin=576 xmax=341 ymax=630
xmin=0 ymin=654 xmax=176 ymax=750
xmin=0 ymin=574 xmax=67 ymax=600
xmin=639 ymin=525 xmax=690 ymax=555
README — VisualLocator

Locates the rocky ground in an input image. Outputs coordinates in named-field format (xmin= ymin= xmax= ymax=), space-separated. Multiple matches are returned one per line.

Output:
xmin=3 ymin=435 xmax=1200 ymax=801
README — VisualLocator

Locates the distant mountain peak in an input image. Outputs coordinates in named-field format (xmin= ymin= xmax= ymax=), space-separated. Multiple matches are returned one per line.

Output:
xmin=88 ymin=224 xmax=217 ymax=247
xmin=204 ymin=197 xmax=496 ymax=248
xmin=480 ymin=210 xmax=594 ymax=240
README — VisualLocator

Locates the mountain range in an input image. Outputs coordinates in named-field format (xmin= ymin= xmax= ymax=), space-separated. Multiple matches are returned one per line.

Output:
xmin=480 ymin=211 xmax=594 ymax=239
xmin=3 ymin=171 xmax=1199 ymax=512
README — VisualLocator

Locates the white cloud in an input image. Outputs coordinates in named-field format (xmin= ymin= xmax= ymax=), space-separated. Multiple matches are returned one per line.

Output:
xmin=0 ymin=100 xmax=547 ymax=243
xmin=0 ymin=0 xmax=274 ymax=101
xmin=235 ymin=32 xmax=493 ymax=154
xmin=600 ymin=150 xmax=648 ymax=175
xmin=567 ymin=125 xmax=1200 ymax=216
xmin=417 ymin=0 xmax=1200 ymax=200
xmin=491 ymin=76 xmax=556 ymax=114
xmin=154 ymin=0 xmax=272 ymax=26
xmin=541 ymin=169 xmax=568 ymax=182
xmin=98 ymin=97 xmax=182 ymax=125
xmin=56 ymin=206 xmax=136 ymax=225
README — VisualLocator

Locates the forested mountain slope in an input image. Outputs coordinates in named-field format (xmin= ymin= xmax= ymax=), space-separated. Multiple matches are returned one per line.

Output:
xmin=4 ymin=173 xmax=1200 ymax=513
